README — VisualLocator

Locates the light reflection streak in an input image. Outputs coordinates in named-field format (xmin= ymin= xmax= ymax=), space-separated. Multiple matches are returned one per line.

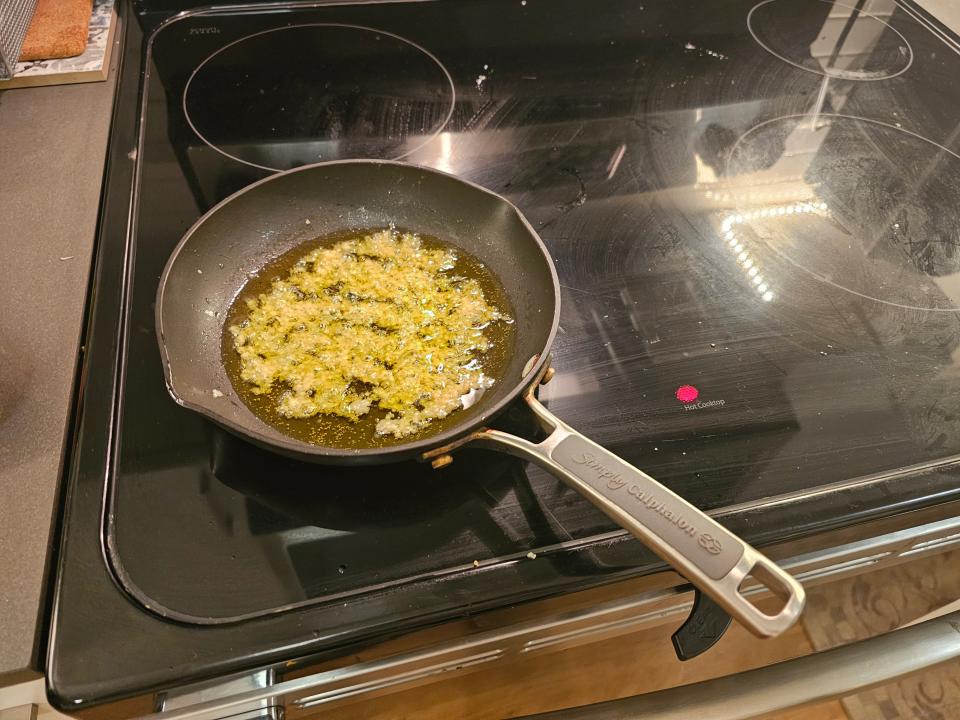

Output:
xmin=720 ymin=201 xmax=830 ymax=303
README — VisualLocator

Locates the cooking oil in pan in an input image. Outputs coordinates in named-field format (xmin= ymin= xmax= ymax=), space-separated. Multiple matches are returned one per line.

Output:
xmin=222 ymin=228 xmax=516 ymax=449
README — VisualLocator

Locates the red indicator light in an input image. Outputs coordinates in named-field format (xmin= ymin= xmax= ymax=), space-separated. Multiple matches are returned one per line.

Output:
xmin=676 ymin=385 xmax=699 ymax=403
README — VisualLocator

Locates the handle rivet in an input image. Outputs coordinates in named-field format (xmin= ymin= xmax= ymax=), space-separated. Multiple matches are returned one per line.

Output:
xmin=540 ymin=367 xmax=556 ymax=385
xmin=431 ymin=454 xmax=454 ymax=469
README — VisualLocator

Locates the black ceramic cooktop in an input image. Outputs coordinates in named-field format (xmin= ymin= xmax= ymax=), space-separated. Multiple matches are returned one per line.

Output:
xmin=48 ymin=0 xmax=960 ymax=706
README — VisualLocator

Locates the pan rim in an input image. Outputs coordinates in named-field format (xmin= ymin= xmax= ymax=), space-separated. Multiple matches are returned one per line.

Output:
xmin=156 ymin=158 xmax=561 ymax=462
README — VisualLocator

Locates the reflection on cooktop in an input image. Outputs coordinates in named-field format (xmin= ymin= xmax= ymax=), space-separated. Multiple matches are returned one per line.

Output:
xmin=183 ymin=23 xmax=456 ymax=171
xmin=210 ymin=428 xmax=545 ymax=610
xmin=748 ymin=0 xmax=913 ymax=81
xmin=726 ymin=113 xmax=960 ymax=312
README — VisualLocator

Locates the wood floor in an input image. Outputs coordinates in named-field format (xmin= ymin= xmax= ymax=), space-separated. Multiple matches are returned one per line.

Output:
xmin=294 ymin=549 xmax=960 ymax=720
xmin=803 ymin=550 xmax=960 ymax=720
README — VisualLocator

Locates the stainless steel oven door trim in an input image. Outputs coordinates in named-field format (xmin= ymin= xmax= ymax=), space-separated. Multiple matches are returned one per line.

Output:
xmin=514 ymin=610 xmax=960 ymax=720
xmin=155 ymin=670 xmax=278 ymax=720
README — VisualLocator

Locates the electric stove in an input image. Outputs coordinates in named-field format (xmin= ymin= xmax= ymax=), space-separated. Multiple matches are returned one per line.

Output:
xmin=47 ymin=0 xmax=960 ymax=710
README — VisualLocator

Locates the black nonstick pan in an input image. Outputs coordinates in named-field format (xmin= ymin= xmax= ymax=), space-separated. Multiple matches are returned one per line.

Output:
xmin=157 ymin=160 xmax=804 ymax=639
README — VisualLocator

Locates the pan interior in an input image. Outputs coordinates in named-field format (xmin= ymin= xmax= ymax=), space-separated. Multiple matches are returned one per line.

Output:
xmin=221 ymin=227 xmax=517 ymax=448
xmin=158 ymin=161 xmax=558 ymax=460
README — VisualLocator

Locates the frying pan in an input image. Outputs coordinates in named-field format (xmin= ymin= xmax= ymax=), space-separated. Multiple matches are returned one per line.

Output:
xmin=157 ymin=160 xmax=805 ymax=638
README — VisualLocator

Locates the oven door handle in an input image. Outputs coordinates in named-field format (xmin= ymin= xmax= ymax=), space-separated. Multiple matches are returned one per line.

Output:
xmin=515 ymin=610 xmax=960 ymax=720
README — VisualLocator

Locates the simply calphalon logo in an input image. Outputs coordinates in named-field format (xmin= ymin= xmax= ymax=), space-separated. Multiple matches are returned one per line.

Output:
xmin=554 ymin=436 xmax=730 ymax=561
xmin=568 ymin=453 xmax=724 ymax=556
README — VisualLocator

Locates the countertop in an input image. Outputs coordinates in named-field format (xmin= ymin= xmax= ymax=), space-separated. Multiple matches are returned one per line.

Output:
xmin=0 ymin=54 xmax=118 ymax=678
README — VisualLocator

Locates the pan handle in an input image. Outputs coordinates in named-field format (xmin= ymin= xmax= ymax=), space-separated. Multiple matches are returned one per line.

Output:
xmin=469 ymin=390 xmax=805 ymax=639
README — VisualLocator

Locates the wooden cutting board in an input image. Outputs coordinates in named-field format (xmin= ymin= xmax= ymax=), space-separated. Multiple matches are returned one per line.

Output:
xmin=19 ymin=0 xmax=93 ymax=61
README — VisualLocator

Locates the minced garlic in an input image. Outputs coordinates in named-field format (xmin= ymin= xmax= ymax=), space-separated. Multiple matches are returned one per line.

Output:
xmin=229 ymin=230 xmax=510 ymax=439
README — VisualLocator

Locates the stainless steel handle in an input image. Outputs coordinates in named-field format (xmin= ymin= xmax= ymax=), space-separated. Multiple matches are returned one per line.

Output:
xmin=515 ymin=611 xmax=960 ymax=720
xmin=471 ymin=390 xmax=805 ymax=638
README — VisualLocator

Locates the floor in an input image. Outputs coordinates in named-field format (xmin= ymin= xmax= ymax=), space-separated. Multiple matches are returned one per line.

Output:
xmin=804 ymin=550 xmax=960 ymax=720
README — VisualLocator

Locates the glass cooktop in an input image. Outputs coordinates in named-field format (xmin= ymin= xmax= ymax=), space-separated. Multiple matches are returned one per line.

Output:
xmin=109 ymin=0 xmax=960 ymax=622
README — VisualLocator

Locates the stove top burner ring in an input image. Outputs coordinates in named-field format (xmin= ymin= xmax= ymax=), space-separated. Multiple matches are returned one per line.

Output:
xmin=182 ymin=24 xmax=456 ymax=172
xmin=725 ymin=113 xmax=960 ymax=313
xmin=747 ymin=0 xmax=913 ymax=82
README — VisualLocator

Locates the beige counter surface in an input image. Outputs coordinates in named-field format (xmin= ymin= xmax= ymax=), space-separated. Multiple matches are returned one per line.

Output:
xmin=0 ymin=60 xmax=118 ymax=679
